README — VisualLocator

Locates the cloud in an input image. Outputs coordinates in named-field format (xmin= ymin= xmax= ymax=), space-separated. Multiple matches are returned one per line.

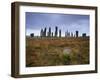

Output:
xmin=26 ymin=12 xmax=89 ymax=36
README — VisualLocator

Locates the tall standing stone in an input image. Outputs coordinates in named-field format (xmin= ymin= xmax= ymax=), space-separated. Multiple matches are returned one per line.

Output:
xmin=55 ymin=26 xmax=58 ymax=37
xmin=40 ymin=29 xmax=43 ymax=37
xmin=71 ymin=32 xmax=73 ymax=37
xmin=52 ymin=32 xmax=53 ymax=37
xmin=59 ymin=29 xmax=61 ymax=37
xmin=76 ymin=31 xmax=79 ymax=37
xmin=44 ymin=27 xmax=47 ymax=37
xmin=48 ymin=27 xmax=51 ymax=37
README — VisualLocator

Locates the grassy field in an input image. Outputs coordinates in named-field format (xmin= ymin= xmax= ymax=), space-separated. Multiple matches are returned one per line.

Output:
xmin=26 ymin=37 xmax=89 ymax=67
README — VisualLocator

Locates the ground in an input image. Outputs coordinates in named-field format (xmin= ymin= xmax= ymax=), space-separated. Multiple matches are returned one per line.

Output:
xmin=26 ymin=37 xmax=89 ymax=67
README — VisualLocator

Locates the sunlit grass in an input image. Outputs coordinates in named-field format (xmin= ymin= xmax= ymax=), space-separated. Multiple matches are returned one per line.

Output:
xmin=26 ymin=37 xmax=89 ymax=67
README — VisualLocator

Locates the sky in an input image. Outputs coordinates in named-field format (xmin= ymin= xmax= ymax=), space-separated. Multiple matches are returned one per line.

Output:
xmin=26 ymin=12 xmax=90 ymax=37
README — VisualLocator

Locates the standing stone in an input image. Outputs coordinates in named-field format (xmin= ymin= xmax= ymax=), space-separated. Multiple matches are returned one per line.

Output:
xmin=59 ymin=29 xmax=61 ymax=37
xmin=40 ymin=29 xmax=43 ymax=37
xmin=52 ymin=32 xmax=53 ymax=37
xmin=55 ymin=26 xmax=58 ymax=37
xmin=48 ymin=27 xmax=51 ymax=37
xmin=67 ymin=30 xmax=70 ymax=37
xmin=76 ymin=31 xmax=79 ymax=37
xmin=30 ymin=33 xmax=34 ymax=37
xmin=65 ymin=30 xmax=69 ymax=37
xmin=47 ymin=32 xmax=49 ymax=37
xmin=68 ymin=32 xmax=70 ymax=37
xmin=43 ymin=27 xmax=47 ymax=37
xmin=82 ymin=33 xmax=86 ymax=37
xmin=71 ymin=32 xmax=73 ymax=37
xmin=65 ymin=32 xmax=67 ymax=37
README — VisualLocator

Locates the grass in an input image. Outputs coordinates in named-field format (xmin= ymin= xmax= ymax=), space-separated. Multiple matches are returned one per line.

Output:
xmin=26 ymin=37 xmax=89 ymax=67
